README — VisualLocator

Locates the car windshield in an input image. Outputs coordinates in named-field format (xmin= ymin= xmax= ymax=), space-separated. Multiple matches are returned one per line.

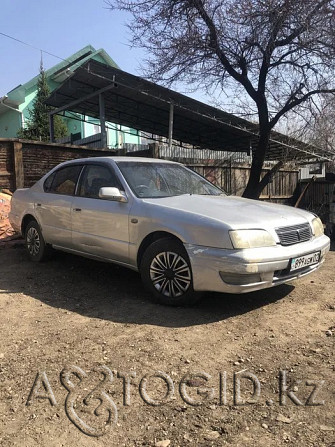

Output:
xmin=116 ymin=161 xmax=225 ymax=198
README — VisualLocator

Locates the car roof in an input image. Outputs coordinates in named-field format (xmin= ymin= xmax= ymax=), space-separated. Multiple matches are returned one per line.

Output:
xmin=40 ymin=157 xmax=183 ymax=181
xmin=63 ymin=156 xmax=181 ymax=165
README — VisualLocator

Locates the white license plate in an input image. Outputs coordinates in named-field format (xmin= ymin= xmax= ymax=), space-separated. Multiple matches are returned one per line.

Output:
xmin=290 ymin=252 xmax=320 ymax=271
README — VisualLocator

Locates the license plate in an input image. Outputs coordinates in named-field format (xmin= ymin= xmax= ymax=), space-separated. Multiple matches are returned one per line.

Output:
xmin=290 ymin=252 xmax=320 ymax=271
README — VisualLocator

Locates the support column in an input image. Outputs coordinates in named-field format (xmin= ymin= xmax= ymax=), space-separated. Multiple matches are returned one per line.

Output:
xmin=168 ymin=102 xmax=174 ymax=151
xmin=49 ymin=113 xmax=55 ymax=142
xmin=99 ymin=93 xmax=107 ymax=148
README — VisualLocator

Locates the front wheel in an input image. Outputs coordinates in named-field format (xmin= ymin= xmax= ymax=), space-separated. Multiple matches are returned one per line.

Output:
xmin=25 ymin=221 xmax=51 ymax=262
xmin=140 ymin=238 xmax=200 ymax=306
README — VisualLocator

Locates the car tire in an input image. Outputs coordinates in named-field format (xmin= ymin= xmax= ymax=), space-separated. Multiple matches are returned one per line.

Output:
xmin=25 ymin=220 xmax=51 ymax=262
xmin=140 ymin=238 xmax=200 ymax=306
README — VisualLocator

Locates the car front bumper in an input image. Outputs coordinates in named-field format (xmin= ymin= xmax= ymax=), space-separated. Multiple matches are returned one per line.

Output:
xmin=185 ymin=234 xmax=330 ymax=294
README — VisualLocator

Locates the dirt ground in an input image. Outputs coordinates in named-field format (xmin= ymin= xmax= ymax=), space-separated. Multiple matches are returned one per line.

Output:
xmin=0 ymin=242 xmax=334 ymax=447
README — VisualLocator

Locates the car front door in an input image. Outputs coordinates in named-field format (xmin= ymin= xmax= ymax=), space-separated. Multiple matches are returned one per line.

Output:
xmin=71 ymin=163 xmax=132 ymax=264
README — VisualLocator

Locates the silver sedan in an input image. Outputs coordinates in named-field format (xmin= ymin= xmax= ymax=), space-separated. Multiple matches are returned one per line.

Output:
xmin=9 ymin=157 xmax=330 ymax=306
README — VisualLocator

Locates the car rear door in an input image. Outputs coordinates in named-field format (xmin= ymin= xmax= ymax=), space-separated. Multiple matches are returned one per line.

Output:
xmin=35 ymin=164 xmax=83 ymax=248
xmin=70 ymin=163 xmax=132 ymax=264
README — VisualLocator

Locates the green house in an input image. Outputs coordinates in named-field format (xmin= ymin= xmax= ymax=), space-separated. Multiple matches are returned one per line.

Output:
xmin=0 ymin=45 xmax=140 ymax=148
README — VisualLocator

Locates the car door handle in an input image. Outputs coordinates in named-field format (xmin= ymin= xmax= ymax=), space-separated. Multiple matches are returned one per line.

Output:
xmin=73 ymin=208 xmax=82 ymax=212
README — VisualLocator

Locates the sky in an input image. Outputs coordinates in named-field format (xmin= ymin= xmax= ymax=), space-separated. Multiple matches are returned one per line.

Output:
xmin=0 ymin=0 xmax=237 ymax=114
xmin=0 ymin=0 xmax=148 ymax=96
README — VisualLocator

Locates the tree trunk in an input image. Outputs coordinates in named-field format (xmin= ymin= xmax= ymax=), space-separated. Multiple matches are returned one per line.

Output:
xmin=242 ymin=100 xmax=273 ymax=199
xmin=242 ymin=129 xmax=271 ymax=199
xmin=258 ymin=160 xmax=284 ymax=191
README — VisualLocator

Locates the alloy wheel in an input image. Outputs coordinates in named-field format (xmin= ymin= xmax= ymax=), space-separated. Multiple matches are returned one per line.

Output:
xmin=26 ymin=227 xmax=41 ymax=256
xmin=149 ymin=251 xmax=192 ymax=297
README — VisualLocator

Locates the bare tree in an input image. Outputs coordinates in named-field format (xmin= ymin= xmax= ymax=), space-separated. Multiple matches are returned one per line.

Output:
xmin=308 ymin=97 xmax=335 ymax=150
xmin=304 ymin=95 xmax=335 ymax=173
xmin=108 ymin=0 xmax=335 ymax=198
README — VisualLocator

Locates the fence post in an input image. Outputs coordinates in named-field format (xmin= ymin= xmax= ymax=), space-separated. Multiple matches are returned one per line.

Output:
xmin=13 ymin=141 xmax=24 ymax=189
xmin=152 ymin=143 xmax=160 ymax=158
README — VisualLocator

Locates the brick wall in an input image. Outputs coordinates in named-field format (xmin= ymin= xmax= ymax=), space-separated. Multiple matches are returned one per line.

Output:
xmin=0 ymin=141 xmax=14 ymax=190
xmin=0 ymin=139 xmax=114 ymax=191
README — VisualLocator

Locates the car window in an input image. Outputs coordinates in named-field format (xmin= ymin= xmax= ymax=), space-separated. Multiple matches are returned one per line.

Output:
xmin=116 ymin=161 xmax=224 ymax=198
xmin=78 ymin=165 xmax=119 ymax=199
xmin=48 ymin=165 xmax=82 ymax=196
xmin=43 ymin=172 xmax=55 ymax=192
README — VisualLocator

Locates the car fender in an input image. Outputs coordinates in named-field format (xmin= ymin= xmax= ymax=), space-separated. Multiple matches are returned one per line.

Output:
xmin=9 ymin=189 xmax=41 ymax=235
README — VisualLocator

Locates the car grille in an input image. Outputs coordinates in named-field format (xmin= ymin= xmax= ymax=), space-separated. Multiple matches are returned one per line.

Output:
xmin=275 ymin=222 xmax=312 ymax=246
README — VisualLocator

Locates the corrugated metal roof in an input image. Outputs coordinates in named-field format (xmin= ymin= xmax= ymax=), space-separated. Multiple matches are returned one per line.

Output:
xmin=46 ymin=60 xmax=331 ymax=161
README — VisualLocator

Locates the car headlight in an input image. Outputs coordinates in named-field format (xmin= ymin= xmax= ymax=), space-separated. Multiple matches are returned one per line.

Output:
xmin=311 ymin=217 xmax=324 ymax=237
xmin=229 ymin=229 xmax=276 ymax=249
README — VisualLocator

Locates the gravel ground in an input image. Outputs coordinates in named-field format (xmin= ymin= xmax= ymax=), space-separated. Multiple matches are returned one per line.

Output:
xmin=0 ymin=243 xmax=334 ymax=446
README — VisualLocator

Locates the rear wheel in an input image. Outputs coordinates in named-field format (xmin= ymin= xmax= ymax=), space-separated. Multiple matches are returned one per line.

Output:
xmin=140 ymin=238 xmax=200 ymax=306
xmin=25 ymin=221 xmax=51 ymax=262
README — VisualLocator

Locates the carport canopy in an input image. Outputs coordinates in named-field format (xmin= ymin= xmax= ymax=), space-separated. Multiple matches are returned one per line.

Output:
xmin=46 ymin=60 xmax=328 ymax=161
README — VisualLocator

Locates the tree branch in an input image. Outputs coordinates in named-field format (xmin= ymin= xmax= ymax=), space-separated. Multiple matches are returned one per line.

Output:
xmin=270 ymin=88 xmax=335 ymax=128
xmin=191 ymin=0 xmax=258 ymax=101
xmin=274 ymin=0 xmax=331 ymax=47
xmin=258 ymin=9 xmax=287 ymax=95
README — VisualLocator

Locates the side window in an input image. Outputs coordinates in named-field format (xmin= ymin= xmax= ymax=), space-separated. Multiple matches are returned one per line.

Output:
xmin=79 ymin=165 xmax=119 ymax=199
xmin=43 ymin=172 xmax=55 ymax=192
xmin=48 ymin=165 xmax=82 ymax=196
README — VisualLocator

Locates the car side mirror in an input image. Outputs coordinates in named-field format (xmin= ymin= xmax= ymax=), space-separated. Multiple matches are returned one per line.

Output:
xmin=99 ymin=187 xmax=128 ymax=203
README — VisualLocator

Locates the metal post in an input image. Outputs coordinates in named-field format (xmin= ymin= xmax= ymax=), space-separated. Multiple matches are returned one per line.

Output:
xmin=99 ymin=93 xmax=107 ymax=148
xmin=49 ymin=113 xmax=55 ymax=142
xmin=168 ymin=102 xmax=174 ymax=152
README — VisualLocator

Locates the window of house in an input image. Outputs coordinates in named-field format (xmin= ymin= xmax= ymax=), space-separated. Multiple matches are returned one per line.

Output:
xmin=93 ymin=124 xmax=101 ymax=134
xmin=309 ymin=163 xmax=322 ymax=175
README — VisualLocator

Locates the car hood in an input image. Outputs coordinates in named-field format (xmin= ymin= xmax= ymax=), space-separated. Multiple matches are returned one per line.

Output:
xmin=143 ymin=194 xmax=313 ymax=229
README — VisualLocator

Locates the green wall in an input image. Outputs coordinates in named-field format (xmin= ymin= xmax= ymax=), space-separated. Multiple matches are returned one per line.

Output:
xmin=0 ymin=108 xmax=22 ymax=138
xmin=0 ymin=47 xmax=141 ymax=146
